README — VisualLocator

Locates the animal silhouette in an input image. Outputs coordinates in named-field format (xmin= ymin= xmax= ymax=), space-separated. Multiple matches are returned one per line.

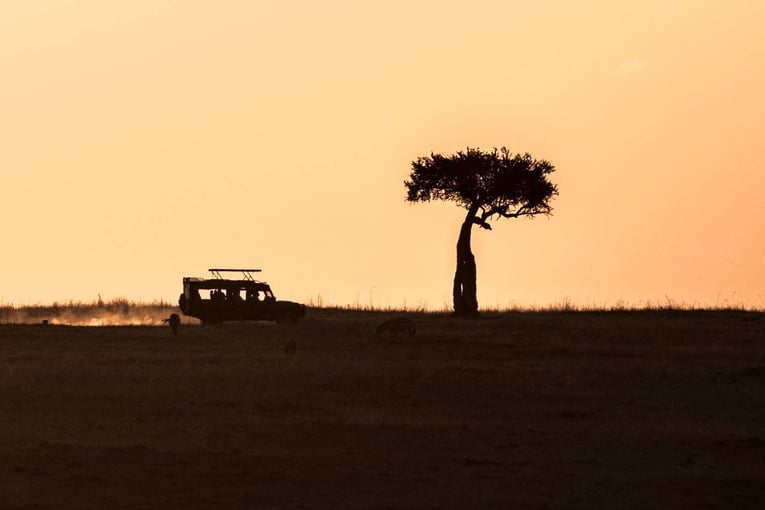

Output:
xmin=376 ymin=317 xmax=416 ymax=339
xmin=163 ymin=313 xmax=181 ymax=334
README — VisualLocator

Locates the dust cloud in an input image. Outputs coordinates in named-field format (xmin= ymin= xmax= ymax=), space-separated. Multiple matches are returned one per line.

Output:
xmin=0 ymin=301 xmax=190 ymax=326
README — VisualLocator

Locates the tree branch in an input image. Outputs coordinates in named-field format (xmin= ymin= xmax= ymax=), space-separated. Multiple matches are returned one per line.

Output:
xmin=471 ymin=216 xmax=492 ymax=230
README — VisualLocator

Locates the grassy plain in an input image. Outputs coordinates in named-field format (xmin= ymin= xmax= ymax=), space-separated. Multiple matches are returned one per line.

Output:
xmin=1 ymin=308 xmax=764 ymax=509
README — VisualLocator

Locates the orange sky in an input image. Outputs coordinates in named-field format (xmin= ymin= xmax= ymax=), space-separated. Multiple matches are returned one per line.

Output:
xmin=2 ymin=1 xmax=764 ymax=309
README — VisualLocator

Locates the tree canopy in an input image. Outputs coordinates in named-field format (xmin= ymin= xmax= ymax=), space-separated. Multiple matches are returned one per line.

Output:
xmin=405 ymin=147 xmax=558 ymax=229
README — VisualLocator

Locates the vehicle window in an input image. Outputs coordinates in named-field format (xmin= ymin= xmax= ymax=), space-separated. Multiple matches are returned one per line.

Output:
xmin=246 ymin=290 xmax=263 ymax=301
xmin=196 ymin=289 xmax=212 ymax=300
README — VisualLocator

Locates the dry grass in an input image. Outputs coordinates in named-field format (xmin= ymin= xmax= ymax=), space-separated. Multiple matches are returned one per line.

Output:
xmin=1 ymin=308 xmax=764 ymax=509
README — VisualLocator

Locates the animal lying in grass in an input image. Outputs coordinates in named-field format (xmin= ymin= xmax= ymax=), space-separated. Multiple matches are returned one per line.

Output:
xmin=375 ymin=317 xmax=416 ymax=339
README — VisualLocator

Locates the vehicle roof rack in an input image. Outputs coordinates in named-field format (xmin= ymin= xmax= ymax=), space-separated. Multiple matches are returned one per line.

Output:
xmin=209 ymin=268 xmax=262 ymax=281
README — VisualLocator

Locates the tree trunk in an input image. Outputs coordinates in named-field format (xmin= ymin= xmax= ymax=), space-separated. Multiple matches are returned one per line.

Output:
xmin=453 ymin=210 xmax=478 ymax=316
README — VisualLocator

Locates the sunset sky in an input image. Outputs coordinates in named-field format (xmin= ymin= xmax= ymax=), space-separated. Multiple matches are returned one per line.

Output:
xmin=2 ymin=0 xmax=764 ymax=309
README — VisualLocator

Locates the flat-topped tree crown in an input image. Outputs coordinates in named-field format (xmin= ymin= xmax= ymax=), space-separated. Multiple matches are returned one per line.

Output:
xmin=405 ymin=147 xmax=557 ymax=228
xmin=405 ymin=146 xmax=558 ymax=315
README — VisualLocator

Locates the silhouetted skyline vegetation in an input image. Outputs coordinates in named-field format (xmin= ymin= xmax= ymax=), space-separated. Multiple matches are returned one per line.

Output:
xmin=406 ymin=147 xmax=558 ymax=316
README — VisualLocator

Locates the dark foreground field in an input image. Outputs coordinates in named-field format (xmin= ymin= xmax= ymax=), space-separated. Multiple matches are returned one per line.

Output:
xmin=1 ymin=309 xmax=764 ymax=509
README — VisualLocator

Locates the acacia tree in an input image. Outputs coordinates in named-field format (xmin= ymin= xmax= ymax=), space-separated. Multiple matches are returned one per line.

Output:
xmin=405 ymin=147 xmax=558 ymax=316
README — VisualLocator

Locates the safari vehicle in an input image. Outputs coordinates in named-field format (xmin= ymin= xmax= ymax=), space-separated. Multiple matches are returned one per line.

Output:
xmin=178 ymin=268 xmax=306 ymax=325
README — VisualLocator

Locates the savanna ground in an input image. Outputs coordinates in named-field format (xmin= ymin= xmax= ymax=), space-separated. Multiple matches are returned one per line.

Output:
xmin=1 ymin=306 xmax=764 ymax=509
